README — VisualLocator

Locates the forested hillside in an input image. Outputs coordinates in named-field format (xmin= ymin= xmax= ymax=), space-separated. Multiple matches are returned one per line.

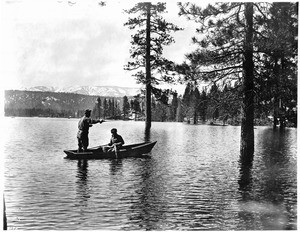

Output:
xmin=4 ymin=90 xmax=123 ymax=118
xmin=5 ymin=84 xmax=297 ymax=127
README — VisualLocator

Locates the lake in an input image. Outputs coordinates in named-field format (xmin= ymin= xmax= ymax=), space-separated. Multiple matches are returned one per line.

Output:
xmin=3 ymin=117 xmax=297 ymax=230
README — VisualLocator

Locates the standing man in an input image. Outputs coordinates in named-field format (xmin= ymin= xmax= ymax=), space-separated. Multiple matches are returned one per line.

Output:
xmin=77 ymin=109 xmax=104 ymax=152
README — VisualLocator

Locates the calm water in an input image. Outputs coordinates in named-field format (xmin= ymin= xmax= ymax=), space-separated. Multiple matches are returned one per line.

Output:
xmin=3 ymin=117 xmax=297 ymax=230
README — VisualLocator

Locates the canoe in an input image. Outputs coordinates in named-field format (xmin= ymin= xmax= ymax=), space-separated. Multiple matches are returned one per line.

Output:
xmin=64 ymin=141 xmax=157 ymax=159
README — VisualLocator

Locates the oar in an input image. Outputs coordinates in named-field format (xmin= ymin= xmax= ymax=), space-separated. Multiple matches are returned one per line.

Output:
xmin=114 ymin=144 xmax=118 ymax=159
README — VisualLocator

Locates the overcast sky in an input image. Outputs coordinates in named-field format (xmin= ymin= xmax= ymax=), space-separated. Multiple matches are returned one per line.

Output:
xmin=0 ymin=0 xmax=209 ymax=92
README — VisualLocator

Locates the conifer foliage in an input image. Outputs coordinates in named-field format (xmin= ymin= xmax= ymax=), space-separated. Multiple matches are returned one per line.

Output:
xmin=178 ymin=2 xmax=298 ymax=158
xmin=124 ymin=2 xmax=182 ymax=129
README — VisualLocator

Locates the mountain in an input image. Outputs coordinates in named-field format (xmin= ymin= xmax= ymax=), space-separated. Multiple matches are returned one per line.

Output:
xmin=5 ymin=86 xmax=141 ymax=118
xmin=18 ymin=85 xmax=141 ymax=97
xmin=4 ymin=90 xmax=127 ymax=118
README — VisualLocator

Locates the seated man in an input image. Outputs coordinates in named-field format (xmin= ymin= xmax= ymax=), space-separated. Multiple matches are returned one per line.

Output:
xmin=103 ymin=128 xmax=124 ymax=152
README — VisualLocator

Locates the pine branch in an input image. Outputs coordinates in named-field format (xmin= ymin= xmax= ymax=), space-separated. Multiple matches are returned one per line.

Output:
xmin=200 ymin=65 xmax=243 ymax=74
xmin=236 ymin=5 xmax=245 ymax=27
xmin=253 ymin=3 xmax=270 ymax=21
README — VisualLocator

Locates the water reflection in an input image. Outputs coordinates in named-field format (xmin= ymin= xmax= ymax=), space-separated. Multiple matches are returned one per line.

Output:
xmin=109 ymin=159 xmax=123 ymax=175
xmin=259 ymin=129 xmax=287 ymax=203
xmin=237 ymin=128 xmax=297 ymax=230
xmin=256 ymin=129 xmax=297 ymax=230
xmin=4 ymin=118 xmax=297 ymax=230
xmin=238 ymin=159 xmax=255 ymax=230
xmin=125 ymin=159 xmax=168 ymax=230
xmin=76 ymin=160 xmax=90 ymax=205
xmin=238 ymin=160 xmax=253 ymax=198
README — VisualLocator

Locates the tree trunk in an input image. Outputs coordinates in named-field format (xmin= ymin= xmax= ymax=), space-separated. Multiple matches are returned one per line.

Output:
xmin=279 ymin=57 xmax=285 ymax=130
xmin=145 ymin=3 xmax=152 ymax=130
xmin=144 ymin=127 xmax=151 ymax=142
xmin=273 ymin=99 xmax=279 ymax=129
xmin=193 ymin=110 xmax=197 ymax=124
xmin=176 ymin=100 xmax=182 ymax=122
xmin=273 ymin=57 xmax=279 ymax=129
xmin=240 ymin=3 xmax=254 ymax=161
xmin=98 ymin=101 xmax=101 ymax=119
xmin=3 ymin=196 xmax=7 ymax=230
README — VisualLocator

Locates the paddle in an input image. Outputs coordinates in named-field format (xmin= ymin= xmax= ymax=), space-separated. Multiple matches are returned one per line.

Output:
xmin=114 ymin=144 xmax=118 ymax=159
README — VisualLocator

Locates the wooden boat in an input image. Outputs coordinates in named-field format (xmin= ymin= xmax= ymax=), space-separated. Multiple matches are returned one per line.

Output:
xmin=64 ymin=141 xmax=157 ymax=159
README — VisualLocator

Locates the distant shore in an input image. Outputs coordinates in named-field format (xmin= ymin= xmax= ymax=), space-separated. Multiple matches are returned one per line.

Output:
xmin=5 ymin=115 xmax=297 ymax=128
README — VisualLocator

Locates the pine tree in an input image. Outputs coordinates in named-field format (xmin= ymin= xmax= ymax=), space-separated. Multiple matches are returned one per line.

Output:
xmin=92 ymin=97 xmax=101 ymax=118
xmin=132 ymin=94 xmax=142 ymax=120
xmin=111 ymin=98 xmax=115 ymax=119
xmin=103 ymin=98 xmax=108 ymax=119
xmin=255 ymin=2 xmax=298 ymax=129
xmin=115 ymin=100 xmax=122 ymax=119
xmin=122 ymin=96 xmax=131 ymax=119
xmin=176 ymin=97 xmax=184 ymax=122
xmin=170 ymin=91 xmax=178 ymax=121
xmin=178 ymin=2 xmax=256 ymax=158
xmin=124 ymin=2 xmax=182 ymax=130
xmin=182 ymin=83 xmax=192 ymax=122
xmin=193 ymin=87 xmax=201 ymax=124
xmin=182 ymin=82 xmax=201 ymax=124
xmin=179 ymin=2 xmax=298 ymax=156
xmin=153 ymin=101 xmax=168 ymax=122
xmin=199 ymin=89 xmax=208 ymax=122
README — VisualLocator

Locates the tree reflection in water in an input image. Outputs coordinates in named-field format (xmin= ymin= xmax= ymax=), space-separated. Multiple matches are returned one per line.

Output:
xmin=238 ymin=159 xmax=255 ymax=230
xmin=123 ymin=128 xmax=168 ymax=230
xmin=237 ymin=128 xmax=297 ymax=230
xmin=123 ymin=158 xmax=169 ymax=230
xmin=256 ymin=129 xmax=296 ymax=230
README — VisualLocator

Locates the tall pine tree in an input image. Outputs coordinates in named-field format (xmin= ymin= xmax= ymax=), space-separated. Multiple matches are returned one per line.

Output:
xmin=178 ymin=2 xmax=297 ymax=157
xmin=178 ymin=3 xmax=257 ymax=158
xmin=124 ymin=2 xmax=182 ymax=130
xmin=122 ymin=96 xmax=131 ymax=119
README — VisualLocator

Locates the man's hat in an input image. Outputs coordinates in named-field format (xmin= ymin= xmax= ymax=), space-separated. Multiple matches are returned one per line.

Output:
xmin=85 ymin=109 xmax=91 ymax=114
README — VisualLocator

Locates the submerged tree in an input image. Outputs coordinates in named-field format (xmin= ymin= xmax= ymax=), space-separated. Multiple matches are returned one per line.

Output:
xmin=178 ymin=2 xmax=257 ymax=159
xmin=178 ymin=2 xmax=297 ymax=158
xmin=124 ymin=2 xmax=182 ymax=130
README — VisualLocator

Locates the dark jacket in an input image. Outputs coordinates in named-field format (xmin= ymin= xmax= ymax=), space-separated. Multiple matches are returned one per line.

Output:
xmin=77 ymin=116 xmax=98 ymax=138
xmin=108 ymin=134 xmax=124 ymax=147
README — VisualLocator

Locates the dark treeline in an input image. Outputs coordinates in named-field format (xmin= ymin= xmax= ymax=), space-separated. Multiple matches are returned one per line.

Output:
xmin=4 ymin=90 xmax=124 ymax=118
xmin=119 ymin=83 xmax=296 ymax=127
xmin=5 ymin=87 xmax=297 ymax=127
xmin=5 ymin=107 xmax=75 ymax=118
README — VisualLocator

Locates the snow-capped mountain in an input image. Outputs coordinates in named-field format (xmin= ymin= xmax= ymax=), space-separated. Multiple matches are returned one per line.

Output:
xmin=19 ymin=85 xmax=141 ymax=97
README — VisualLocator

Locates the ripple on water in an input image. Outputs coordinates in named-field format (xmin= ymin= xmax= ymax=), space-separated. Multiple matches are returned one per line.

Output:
xmin=3 ymin=119 xmax=297 ymax=230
